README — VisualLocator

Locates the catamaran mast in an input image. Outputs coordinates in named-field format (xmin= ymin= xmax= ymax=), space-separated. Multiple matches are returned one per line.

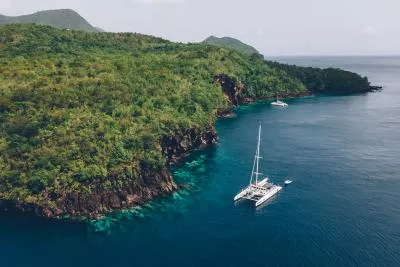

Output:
xmin=255 ymin=125 xmax=261 ymax=185
xmin=249 ymin=125 xmax=262 ymax=186
xmin=249 ymin=151 xmax=256 ymax=185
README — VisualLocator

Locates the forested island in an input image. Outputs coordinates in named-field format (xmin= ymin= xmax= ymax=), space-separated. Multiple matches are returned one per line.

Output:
xmin=0 ymin=24 xmax=379 ymax=219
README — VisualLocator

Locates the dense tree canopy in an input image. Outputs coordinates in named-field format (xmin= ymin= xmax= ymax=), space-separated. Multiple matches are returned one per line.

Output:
xmin=0 ymin=24 xmax=307 ymax=207
xmin=266 ymin=61 xmax=374 ymax=94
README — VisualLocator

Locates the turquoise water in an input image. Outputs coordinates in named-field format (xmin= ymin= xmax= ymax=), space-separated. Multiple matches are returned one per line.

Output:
xmin=1 ymin=57 xmax=400 ymax=266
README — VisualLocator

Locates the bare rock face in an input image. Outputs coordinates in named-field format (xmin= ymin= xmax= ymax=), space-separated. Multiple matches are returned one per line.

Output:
xmin=161 ymin=127 xmax=217 ymax=163
xmin=214 ymin=74 xmax=244 ymax=106
xmin=214 ymin=74 xmax=246 ymax=117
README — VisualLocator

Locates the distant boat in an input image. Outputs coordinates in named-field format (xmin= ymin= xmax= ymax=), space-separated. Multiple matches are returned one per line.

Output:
xmin=233 ymin=125 xmax=282 ymax=207
xmin=284 ymin=179 xmax=292 ymax=185
xmin=271 ymin=97 xmax=288 ymax=107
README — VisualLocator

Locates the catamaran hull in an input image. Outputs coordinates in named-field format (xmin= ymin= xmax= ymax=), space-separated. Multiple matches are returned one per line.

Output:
xmin=255 ymin=185 xmax=282 ymax=207
xmin=234 ymin=188 xmax=249 ymax=201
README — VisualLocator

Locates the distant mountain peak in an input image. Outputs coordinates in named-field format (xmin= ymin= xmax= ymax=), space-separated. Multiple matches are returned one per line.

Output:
xmin=203 ymin=35 xmax=262 ymax=56
xmin=0 ymin=9 xmax=102 ymax=32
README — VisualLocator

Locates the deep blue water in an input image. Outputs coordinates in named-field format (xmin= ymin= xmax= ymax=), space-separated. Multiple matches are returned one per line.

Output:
xmin=1 ymin=57 xmax=400 ymax=267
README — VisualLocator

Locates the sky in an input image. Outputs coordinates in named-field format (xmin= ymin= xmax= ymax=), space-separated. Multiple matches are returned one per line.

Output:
xmin=1 ymin=0 xmax=399 ymax=56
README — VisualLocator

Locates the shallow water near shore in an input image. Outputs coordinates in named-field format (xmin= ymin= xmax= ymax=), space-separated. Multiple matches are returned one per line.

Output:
xmin=1 ymin=56 xmax=400 ymax=266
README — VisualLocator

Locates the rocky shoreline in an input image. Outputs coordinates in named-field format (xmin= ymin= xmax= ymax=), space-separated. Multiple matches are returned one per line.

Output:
xmin=0 ymin=169 xmax=177 ymax=219
xmin=0 ymin=127 xmax=218 ymax=219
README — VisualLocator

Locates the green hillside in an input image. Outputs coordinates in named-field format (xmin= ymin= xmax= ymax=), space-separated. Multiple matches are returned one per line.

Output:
xmin=0 ymin=24 xmax=374 ymax=218
xmin=203 ymin=35 xmax=261 ymax=56
xmin=266 ymin=61 xmax=380 ymax=94
xmin=0 ymin=9 xmax=101 ymax=32
xmin=202 ymin=36 xmax=377 ymax=94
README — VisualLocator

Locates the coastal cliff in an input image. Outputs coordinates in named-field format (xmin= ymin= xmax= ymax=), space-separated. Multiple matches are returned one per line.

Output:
xmin=0 ymin=168 xmax=176 ymax=218
xmin=0 ymin=127 xmax=217 ymax=218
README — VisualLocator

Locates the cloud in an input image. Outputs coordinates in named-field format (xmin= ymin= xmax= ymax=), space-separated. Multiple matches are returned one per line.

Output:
xmin=256 ymin=27 xmax=264 ymax=36
xmin=0 ymin=0 xmax=13 ymax=13
xmin=362 ymin=25 xmax=377 ymax=36
xmin=235 ymin=27 xmax=246 ymax=35
xmin=132 ymin=0 xmax=184 ymax=4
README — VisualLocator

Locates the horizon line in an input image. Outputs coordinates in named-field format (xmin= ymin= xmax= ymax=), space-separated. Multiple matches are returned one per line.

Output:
xmin=264 ymin=54 xmax=400 ymax=58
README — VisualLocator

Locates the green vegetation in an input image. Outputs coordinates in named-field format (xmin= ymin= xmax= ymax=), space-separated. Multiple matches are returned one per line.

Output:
xmin=0 ymin=24 xmax=308 ymax=212
xmin=203 ymin=36 xmax=262 ymax=57
xmin=266 ymin=61 xmax=375 ymax=94
xmin=0 ymin=9 xmax=101 ymax=32
xmin=0 ymin=24 xmax=376 ymax=216
xmin=203 ymin=36 xmax=374 ymax=94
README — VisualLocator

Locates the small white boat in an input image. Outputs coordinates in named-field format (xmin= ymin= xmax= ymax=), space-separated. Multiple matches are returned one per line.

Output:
xmin=271 ymin=98 xmax=288 ymax=107
xmin=284 ymin=179 xmax=292 ymax=185
xmin=234 ymin=125 xmax=282 ymax=207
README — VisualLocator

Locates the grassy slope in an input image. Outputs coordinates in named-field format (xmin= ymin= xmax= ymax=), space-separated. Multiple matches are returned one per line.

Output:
xmin=0 ymin=9 xmax=100 ymax=32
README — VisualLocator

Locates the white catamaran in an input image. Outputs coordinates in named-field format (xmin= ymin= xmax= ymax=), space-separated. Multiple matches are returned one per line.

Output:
xmin=271 ymin=97 xmax=288 ymax=107
xmin=234 ymin=125 xmax=282 ymax=207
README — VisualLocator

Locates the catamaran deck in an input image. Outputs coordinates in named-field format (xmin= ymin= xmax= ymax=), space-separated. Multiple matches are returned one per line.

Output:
xmin=241 ymin=184 xmax=269 ymax=199
xmin=238 ymin=183 xmax=281 ymax=204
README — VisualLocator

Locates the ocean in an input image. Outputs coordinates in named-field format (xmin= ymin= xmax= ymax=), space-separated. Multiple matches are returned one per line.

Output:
xmin=1 ymin=56 xmax=400 ymax=266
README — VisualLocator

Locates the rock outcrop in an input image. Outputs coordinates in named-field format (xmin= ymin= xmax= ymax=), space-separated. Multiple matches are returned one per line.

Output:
xmin=214 ymin=74 xmax=244 ymax=106
xmin=161 ymin=127 xmax=217 ymax=163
